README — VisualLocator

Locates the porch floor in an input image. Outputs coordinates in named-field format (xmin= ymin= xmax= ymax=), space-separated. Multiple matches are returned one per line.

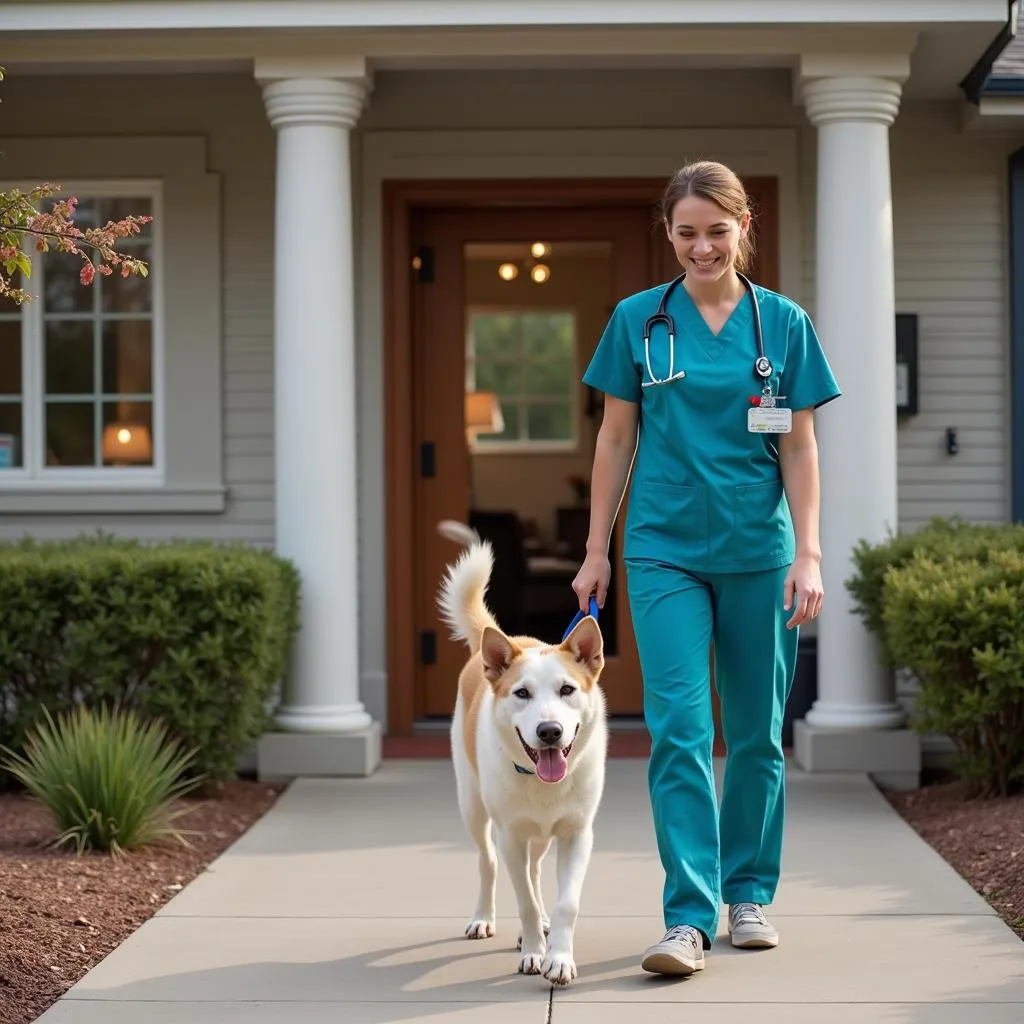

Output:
xmin=36 ymin=759 xmax=1024 ymax=1023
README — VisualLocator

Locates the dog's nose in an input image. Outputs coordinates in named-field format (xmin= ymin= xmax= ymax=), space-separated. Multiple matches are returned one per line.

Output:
xmin=535 ymin=721 xmax=563 ymax=747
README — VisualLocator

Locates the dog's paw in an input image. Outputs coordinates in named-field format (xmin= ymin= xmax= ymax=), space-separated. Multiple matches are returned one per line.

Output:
xmin=465 ymin=919 xmax=495 ymax=940
xmin=518 ymin=952 xmax=544 ymax=975
xmin=542 ymin=951 xmax=577 ymax=987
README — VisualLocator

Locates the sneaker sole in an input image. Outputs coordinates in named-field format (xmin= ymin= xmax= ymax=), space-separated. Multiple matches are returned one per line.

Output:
xmin=730 ymin=933 xmax=779 ymax=949
xmin=641 ymin=951 xmax=705 ymax=976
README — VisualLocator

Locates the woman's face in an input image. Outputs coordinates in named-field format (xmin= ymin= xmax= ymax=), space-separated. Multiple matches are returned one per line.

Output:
xmin=666 ymin=194 xmax=750 ymax=284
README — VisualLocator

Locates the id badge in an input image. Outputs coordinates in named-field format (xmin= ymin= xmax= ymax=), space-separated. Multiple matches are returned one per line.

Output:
xmin=747 ymin=406 xmax=792 ymax=433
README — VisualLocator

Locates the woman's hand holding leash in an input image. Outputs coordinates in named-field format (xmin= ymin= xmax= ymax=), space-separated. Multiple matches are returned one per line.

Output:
xmin=572 ymin=552 xmax=611 ymax=613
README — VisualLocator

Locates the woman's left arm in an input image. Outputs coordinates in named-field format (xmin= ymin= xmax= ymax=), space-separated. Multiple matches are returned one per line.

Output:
xmin=778 ymin=408 xmax=823 ymax=629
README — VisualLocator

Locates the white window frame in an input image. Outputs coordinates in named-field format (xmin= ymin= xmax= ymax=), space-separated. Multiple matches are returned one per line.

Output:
xmin=465 ymin=304 xmax=579 ymax=456
xmin=0 ymin=179 xmax=164 ymax=489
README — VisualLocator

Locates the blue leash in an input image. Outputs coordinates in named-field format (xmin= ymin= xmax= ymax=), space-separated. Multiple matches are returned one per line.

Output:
xmin=561 ymin=594 xmax=600 ymax=641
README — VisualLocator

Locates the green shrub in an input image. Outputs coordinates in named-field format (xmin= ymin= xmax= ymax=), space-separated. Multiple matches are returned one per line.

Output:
xmin=880 ymin=548 xmax=1024 ymax=798
xmin=846 ymin=517 xmax=1024 ymax=667
xmin=1 ymin=703 xmax=204 ymax=855
xmin=0 ymin=535 xmax=300 ymax=785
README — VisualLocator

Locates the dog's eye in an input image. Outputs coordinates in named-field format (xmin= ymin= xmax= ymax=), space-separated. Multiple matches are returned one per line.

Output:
xmin=560 ymin=684 xmax=576 ymax=697
xmin=514 ymin=687 xmax=530 ymax=700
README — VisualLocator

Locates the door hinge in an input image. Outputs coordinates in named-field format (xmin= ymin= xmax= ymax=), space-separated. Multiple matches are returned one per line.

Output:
xmin=420 ymin=441 xmax=436 ymax=478
xmin=420 ymin=629 xmax=437 ymax=665
xmin=414 ymin=245 xmax=434 ymax=283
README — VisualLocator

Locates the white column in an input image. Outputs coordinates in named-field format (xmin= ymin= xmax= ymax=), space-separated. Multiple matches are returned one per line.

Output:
xmin=259 ymin=64 xmax=372 ymax=734
xmin=803 ymin=73 xmax=907 ymax=731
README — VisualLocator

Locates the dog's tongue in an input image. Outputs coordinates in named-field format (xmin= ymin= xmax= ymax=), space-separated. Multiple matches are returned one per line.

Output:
xmin=537 ymin=747 xmax=568 ymax=783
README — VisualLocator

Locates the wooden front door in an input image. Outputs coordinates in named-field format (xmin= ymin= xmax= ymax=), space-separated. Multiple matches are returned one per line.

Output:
xmin=384 ymin=178 xmax=779 ymax=735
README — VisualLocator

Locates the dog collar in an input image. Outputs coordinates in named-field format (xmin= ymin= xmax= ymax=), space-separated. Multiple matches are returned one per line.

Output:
xmin=514 ymin=762 xmax=534 ymax=775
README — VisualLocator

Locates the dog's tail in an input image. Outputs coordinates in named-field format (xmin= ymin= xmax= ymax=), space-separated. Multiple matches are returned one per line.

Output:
xmin=436 ymin=539 xmax=499 ymax=655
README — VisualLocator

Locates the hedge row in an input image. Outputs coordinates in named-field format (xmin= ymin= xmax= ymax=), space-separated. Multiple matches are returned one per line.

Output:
xmin=0 ymin=535 xmax=300 ymax=785
xmin=847 ymin=517 xmax=1024 ymax=797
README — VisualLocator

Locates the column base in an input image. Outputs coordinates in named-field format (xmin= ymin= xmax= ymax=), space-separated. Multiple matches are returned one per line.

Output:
xmin=804 ymin=700 xmax=907 ymax=731
xmin=793 ymin=718 xmax=921 ymax=791
xmin=257 ymin=722 xmax=382 ymax=780
xmin=273 ymin=704 xmax=373 ymax=733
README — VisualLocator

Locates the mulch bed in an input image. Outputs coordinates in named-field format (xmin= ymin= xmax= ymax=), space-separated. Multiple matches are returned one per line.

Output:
xmin=0 ymin=778 xmax=285 ymax=1024
xmin=885 ymin=778 xmax=1024 ymax=941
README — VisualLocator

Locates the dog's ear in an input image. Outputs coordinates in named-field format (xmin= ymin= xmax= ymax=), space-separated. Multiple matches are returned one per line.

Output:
xmin=481 ymin=626 xmax=520 ymax=683
xmin=561 ymin=616 xmax=604 ymax=675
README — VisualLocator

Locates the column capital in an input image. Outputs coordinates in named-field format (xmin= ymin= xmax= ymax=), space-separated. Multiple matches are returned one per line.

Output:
xmin=255 ymin=56 xmax=372 ymax=130
xmin=801 ymin=75 xmax=904 ymax=128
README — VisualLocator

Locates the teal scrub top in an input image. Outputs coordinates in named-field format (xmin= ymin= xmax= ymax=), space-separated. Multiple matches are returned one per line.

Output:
xmin=583 ymin=279 xmax=841 ymax=573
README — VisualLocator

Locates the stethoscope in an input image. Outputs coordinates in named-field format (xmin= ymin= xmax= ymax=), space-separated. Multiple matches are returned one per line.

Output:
xmin=642 ymin=270 xmax=773 ymax=389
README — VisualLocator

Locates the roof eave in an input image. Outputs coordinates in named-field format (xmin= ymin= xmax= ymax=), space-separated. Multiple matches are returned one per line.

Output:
xmin=961 ymin=0 xmax=1020 ymax=104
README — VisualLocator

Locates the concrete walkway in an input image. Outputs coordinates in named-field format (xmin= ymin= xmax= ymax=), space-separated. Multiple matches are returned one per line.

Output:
xmin=37 ymin=759 xmax=1024 ymax=1023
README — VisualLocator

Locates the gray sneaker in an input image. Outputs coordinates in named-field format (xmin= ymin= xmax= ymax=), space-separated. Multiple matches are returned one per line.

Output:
xmin=728 ymin=903 xmax=779 ymax=948
xmin=641 ymin=924 xmax=705 ymax=976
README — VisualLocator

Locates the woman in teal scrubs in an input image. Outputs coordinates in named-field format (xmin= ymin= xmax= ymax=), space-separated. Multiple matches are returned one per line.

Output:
xmin=573 ymin=160 xmax=840 ymax=977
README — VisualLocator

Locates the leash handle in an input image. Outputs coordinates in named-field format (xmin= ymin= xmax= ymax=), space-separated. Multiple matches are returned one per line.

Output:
xmin=562 ymin=595 xmax=600 ymax=642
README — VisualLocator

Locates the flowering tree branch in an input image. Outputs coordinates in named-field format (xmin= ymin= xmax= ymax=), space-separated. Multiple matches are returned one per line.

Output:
xmin=0 ymin=68 xmax=152 ymax=305
xmin=1 ymin=183 xmax=152 ymax=304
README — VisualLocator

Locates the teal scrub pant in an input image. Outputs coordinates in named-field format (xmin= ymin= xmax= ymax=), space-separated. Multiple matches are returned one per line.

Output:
xmin=624 ymin=558 xmax=798 ymax=949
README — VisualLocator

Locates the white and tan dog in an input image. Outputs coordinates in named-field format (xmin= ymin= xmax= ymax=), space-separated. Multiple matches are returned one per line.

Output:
xmin=437 ymin=538 xmax=608 ymax=987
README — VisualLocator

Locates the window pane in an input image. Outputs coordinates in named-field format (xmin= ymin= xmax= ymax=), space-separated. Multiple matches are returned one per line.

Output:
xmin=101 ymin=244 xmax=152 ymax=314
xmin=63 ymin=196 xmax=99 ymax=230
xmin=0 ymin=403 xmax=23 ymax=468
xmin=522 ymin=313 xmax=574 ymax=358
xmin=44 ymin=251 xmax=94 ymax=315
xmin=473 ymin=360 xmax=522 ymax=396
xmin=102 ymin=401 xmax=153 ymax=466
xmin=527 ymin=401 xmax=572 ymax=441
xmin=46 ymin=402 xmax=95 ymax=466
xmin=476 ymin=401 xmax=519 ymax=443
xmin=0 ymin=320 xmax=22 ymax=397
xmin=97 ymin=197 xmax=152 ymax=231
xmin=45 ymin=321 xmax=94 ymax=394
xmin=470 ymin=314 xmax=519 ymax=358
xmin=524 ymin=358 xmax=573 ymax=397
xmin=102 ymin=321 xmax=152 ymax=393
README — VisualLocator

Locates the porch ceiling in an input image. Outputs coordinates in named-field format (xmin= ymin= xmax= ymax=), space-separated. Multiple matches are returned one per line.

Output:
xmin=0 ymin=5 xmax=1011 ymax=102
